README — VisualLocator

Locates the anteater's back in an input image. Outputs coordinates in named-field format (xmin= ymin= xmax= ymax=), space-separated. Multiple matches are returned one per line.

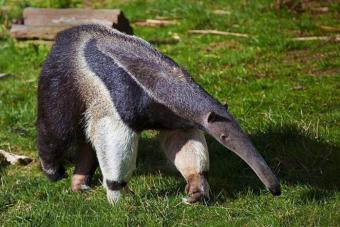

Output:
xmin=38 ymin=24 xmax=209 ymax=141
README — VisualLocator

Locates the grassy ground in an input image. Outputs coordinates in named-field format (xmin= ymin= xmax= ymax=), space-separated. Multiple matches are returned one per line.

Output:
xmin=0 ymin=0 xmax=339 ymax=226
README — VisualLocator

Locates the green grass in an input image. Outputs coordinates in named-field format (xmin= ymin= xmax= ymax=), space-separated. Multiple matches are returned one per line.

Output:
xmin=0 ymin=0 xmax=339 ymax=226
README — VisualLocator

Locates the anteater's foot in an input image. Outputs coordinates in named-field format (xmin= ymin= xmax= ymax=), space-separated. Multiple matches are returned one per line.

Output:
xmin=41 ymin=161 xmax=67 ymax=181
xmin=183 ymin=173 xmax=210 ymax=204
xmin=105 ymin=186 xmax=132 ymax=204
xmin=106 ymin=190 xmax=121 ymax=204
xmin=103 ymin=179 xmax=132 ymax=204
xmin=46 ymin=166 xmax=67 ymax=181
xmin=71 ymin=174 xmax=92 ymax=192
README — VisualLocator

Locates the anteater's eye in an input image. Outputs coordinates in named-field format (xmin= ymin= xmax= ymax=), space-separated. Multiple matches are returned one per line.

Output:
xmin=224 ymin=118 xmax=231 ymax=123
xmin=220 ymin=134 xmax=227 ymax=140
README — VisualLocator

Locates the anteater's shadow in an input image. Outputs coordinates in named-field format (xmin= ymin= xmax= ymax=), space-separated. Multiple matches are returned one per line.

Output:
xmin=127 ymin=124 xmax=340 ymax=202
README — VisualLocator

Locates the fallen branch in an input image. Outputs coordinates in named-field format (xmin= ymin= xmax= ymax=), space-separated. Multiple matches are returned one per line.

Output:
xmin=318 ymin=25 xmax=340 ymax=33
xmin=0 ymin=149 xmax=32 ymax=166
xmin=188 ymin=29 xmax=249 ymax=38
xmin=134 ymin=19 xmax=177 ymax=27
xmin=212 ymin=10 xmax=231 ymax=15
xmin=0 ymin=73 xmax=14 ymax=79
xmin=291 ymin=35 xmax=340 ymax=42
xmin=311 ymin=7 xmax=329 ymax=14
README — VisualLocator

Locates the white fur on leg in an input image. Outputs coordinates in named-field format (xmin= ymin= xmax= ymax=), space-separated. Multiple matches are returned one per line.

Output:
xmin=87 ymin=115 xmax=138 ymax=204
xmin=160 ymin=129 xmax=209 ymax=177
xmin=91 ymin=116 xmax=138 ymax=182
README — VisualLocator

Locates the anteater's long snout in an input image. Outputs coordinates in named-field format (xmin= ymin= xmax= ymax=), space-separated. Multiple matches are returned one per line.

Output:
xmin=236 ymin=137 xmax=281 ymax=196
xmin=223 ymin=132 xmax=281 ymax=196
xmin=206 ymin=115 xmax=281 ymax=196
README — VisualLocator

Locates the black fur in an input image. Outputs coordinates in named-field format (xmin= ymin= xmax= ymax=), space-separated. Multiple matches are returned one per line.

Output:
xmin=106 ymin=180 xmax=127 ymax=191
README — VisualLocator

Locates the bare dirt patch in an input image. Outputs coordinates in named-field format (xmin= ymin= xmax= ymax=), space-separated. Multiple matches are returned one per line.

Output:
xmin=275 ymin=0 xmax=335 ymax=14
xmin=283 ymin=49 xmax=339 ymax=76
xmin=313 ymin=67 xmax=340 ymax=77
xmin=284 ymin=49 xmax=326 ymax=63
xmin=204 ymin=40 xmax=241 ymax=53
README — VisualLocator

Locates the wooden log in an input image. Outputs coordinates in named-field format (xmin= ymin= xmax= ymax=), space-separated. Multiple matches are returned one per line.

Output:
xmin=23 ymin=8 xmax=120 ymax=26
xmin=10 ymin=24 xmax=66 ymax=40
xmin=10 ymin=7 xmax=133 ymax=40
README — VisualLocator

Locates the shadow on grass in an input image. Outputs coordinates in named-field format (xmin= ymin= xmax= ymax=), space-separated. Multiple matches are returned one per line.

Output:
xmin=134 ymin=124 xmax=340 ymax=201
xmin=250 ymin=125 xmax=340 ymax=191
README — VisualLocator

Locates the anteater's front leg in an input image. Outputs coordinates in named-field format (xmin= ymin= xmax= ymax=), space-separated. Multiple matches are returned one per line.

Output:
xmin=160 ymin=129 xmax=210 ymax=203
xmin=87 ymin=115 xmax=138 ymax=204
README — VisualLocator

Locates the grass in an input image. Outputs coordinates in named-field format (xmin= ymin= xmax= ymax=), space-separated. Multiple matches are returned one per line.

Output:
xmin=0 ymin=0 xmax=339 ymax=226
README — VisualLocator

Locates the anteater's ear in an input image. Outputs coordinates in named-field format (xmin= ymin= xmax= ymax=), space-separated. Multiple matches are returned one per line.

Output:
xmin=207 ymin=111 xmax=217 ymax=123
xmin=224 ymin=103 xmax=228 ymax=111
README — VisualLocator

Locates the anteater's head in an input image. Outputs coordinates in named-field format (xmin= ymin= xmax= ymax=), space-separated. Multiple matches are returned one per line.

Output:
xmin=202 ymin=104 xmax=281 ymax=196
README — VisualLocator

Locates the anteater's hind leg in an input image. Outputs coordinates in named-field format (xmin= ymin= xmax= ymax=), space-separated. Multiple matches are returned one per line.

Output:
xmin=37 ymin=120 xmax=69 ymax=181
xmin=86 ymin=114 xmax=138 ymax=204
xmin=160 ymin=129 xmax=210 ymax=203
xmin=72 ymin=141 xmax=98 ymax=192
xmin=37 ymin=72 xmax=80 ymax=182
